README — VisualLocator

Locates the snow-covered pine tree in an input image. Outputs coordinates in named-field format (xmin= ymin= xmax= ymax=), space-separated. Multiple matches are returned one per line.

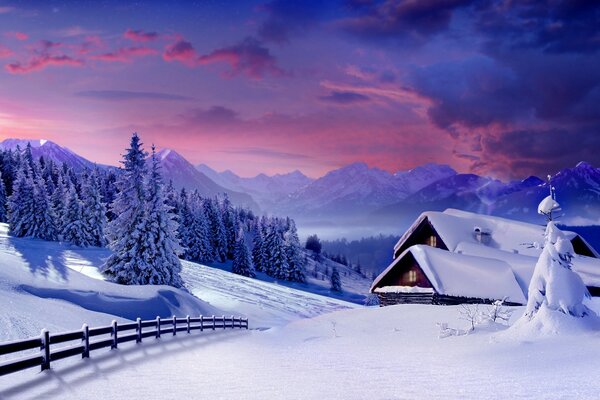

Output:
xmin=51 ymin=172 xmax=68 ymax=237
xmin=30 ymin=171 xmax=57 ymax=241
xmin=330 ymin=266 xmax=342 ymax=292
xmin=221 ymin=194 xmax=237 ymax=260
xmin=205 ymin=198 xmax=227 ymax=262
xmin=0 ymin=172 xmax=7 ymax=222
xmin=284 ymin=219 xmax=305 ymax=283
xmin=62 ymin=184 xmax=91 ymax=247
xmin=252 ymin=220 xmax=267 ymax=273
xmin=81 ymin=167 xmax=108 ymax=247
xmin=190 ymin=192 xmax=214 ymax=262
xmin=178 ymin=189 xmax=213 ymax=263
xmin=266 ymin=225 xmax=289 ymax=279
xmin=136 ymin=145 xmax=183 ymax=287
xmin=101 ymin=133 xmax=150 ymax=284
xmin=524 ymin=186 xmax=592 ymax=319
xmin=232 ymin=227 xmax=255 ymax=277
xmin=8 ymin=161 xmax=35 ymax=237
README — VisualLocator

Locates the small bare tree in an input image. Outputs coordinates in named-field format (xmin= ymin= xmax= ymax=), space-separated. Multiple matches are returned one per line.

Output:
xmin=485 ymin=297 xmax=514 ymax=324
xmin=459 ymin=304 xmax=480 ymax=331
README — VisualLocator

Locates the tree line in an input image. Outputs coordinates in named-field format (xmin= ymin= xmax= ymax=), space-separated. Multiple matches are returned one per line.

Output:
xmin=0 ymin=134 xmax=306 ymax=288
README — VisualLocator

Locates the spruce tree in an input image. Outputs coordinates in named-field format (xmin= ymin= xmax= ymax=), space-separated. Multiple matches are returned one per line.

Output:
xmin=0 ymin=172 xmax=7 ymax=222
xmin=330 ymin=266 xmax=342 ymax=292
xmin=252 ymin=221 xmax=267 ymax=272
xmin=101 ymin=133 xmax=150 ymax=284
xmin=8 ymin=162 xmax=35 ymax=237
xmin=136 ymin=145 xmax=183 ymax=287
xmin=81 ymin=168 xmax=108 ymax=247
xmin=221 ymin=194 xmax=237 ymax=259
xmin=51 ymin=173 xmax=68 ymax=237
xmin=232 ymin=227 xmax=255 ymax=277
xmin=62 ymin=185 xmax=90 ymax=247
xmin=266 ymin=225 xmax=289 ymax=279
xmin=205 ymin=198 xmax=227 ymax=262
xmin=284 ymin=220 xmax=305 ymax=283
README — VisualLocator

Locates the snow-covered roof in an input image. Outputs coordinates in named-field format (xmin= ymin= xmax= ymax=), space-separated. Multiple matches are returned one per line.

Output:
xmin=373 ymin=245 xmax=527 ymax=304
xmin=394 ymin=208 xmax=583 ymax=259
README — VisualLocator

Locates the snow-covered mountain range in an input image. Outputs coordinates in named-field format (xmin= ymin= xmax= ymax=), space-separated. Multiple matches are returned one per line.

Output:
xmin=3 ymin=138 xmax=599 ymax=237
xmin=0 ymin=139 xmax=97 ymax=171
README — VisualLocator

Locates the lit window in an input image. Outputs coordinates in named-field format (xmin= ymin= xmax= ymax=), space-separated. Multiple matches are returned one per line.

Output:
xmin=426 ymin=235 xmax=437 ymax=247
xmin=408 ymin=270 xmax=417 ymax=283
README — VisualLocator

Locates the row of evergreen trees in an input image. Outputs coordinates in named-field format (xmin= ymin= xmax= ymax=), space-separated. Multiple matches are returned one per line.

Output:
xmin=0 ymin=134 xmax=307 ymax=287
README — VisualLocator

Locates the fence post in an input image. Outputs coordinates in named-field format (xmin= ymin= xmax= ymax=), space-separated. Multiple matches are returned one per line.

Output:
xmin=111 ymin=320 xmax=118 ymax=349
xmin=200 ymin=315 xmax=203 ymax=332
xmin=156 ymin=316 xmax=161 ymax=339
xmin=186 ymin=315 xmax=191 ymax=334
xmin=173 ymin=315 xmax=177 ymax=336
xmin=40 ymin=329 xmax=50 ymax=371
xmin=222 ymin=315 xmax=226 ymax=330
xmin=82 ymin=324 xmax=90 ymax=358
xmin=245 ymin=318 xmax=248 ymax=329
xmin=136 ymin=318 xmax=142 ymax=343
xmin=212 ymin=315 xmax=216 ymax=330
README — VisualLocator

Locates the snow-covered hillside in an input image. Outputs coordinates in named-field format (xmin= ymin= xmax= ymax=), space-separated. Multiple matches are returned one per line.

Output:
xmin=3 ymin=302 xmax=600 ymax=400
xmin=0 ymin=223 xmax=357 ymax=340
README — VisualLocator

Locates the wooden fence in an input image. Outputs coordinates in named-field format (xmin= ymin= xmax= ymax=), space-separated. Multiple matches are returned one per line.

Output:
xmin=0 ymin=314 xmax=248 ymax=377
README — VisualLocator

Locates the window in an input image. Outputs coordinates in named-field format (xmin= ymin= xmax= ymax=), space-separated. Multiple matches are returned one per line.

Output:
xmin=426 ymin=235 xmax=437 ymax=247
xmin=408 ymin=270 xmax=417 ymax=283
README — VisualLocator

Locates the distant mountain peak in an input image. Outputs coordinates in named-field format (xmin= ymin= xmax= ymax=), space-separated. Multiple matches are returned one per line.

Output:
xmin=576 ymin=161 xmax=594 ymax=169
xmin=0 ymin=137 xmax=95 ymax=171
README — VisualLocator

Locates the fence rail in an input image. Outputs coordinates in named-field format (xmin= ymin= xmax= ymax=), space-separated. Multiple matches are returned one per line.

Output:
xmin=0 ymin=314 xmax=248 ymax=377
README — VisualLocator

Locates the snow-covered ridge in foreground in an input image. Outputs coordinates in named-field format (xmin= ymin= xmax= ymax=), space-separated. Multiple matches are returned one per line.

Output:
xmin=3 ymin=303 xmax=600 ymax=400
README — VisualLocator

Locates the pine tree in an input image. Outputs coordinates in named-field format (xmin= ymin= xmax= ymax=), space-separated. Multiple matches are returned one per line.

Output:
xmin=136 ymin=145 xmax=183 ymax=287
xmin=81 ymin=168 xmax=108 ymax=247
xmin=0 ymin=172 xmax=7 ymax=222
xmin=284 ymin=220 xmax=305 ymax=283
xmin=30 ymin=172 xmax=57 ymax=241
xmin=266 ymin=225 xmax=289 ymax=279
xmin=179 ymin=190 xmax=213 ymax=263
xmin=101 ymin=133 xmax=150 ymax=284
xmin=252 ymin=221 xmax=267 ymax=272
xmin=221 ymin=194 xmax=237 ymax=260
xmin=330 ymin=266 xmax=342 ymax=292
xmin=51 ymin=172 xmax=68 ymax=237
xmin=205 ymin=198 xmax=227 ymax=262
xmin=232 ymin=227 xmax=255 ymax=277
xmin=8 ymin=162 xmax=35 ymax=237
xmin=62 ymin=185 xmax=91 ymax=247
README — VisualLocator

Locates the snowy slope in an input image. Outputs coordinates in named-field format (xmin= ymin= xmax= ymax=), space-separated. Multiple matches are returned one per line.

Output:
xmin=0 ymin=224 xmax=218 ymax=341
xmin=4 ymin=301 xmax=600 ymax=400
xmin=0 ymin=223 xmax=357 ymax=340
xmin=0 ymin=139 xmax=97 ymax=171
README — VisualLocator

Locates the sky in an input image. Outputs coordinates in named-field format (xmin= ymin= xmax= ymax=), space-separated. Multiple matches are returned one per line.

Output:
xmin=0 ymin=0 xmax=598 ymax=179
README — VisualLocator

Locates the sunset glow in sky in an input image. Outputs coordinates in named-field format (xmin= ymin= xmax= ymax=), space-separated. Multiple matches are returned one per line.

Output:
xmin=0 ymin=1 xmax=598 ymax=178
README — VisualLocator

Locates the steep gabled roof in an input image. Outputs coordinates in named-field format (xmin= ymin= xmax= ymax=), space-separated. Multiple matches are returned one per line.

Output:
xmin=372 ymin=245 xmax=527 ymax=304
xmin=393 ymin=209 xmax=597 ymax=258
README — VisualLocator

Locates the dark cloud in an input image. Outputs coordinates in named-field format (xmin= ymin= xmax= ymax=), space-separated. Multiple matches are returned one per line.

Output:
xmin=221 ymin=147 xmax=311 ymax=160
xmin=339 ymin=0 xmax=472 ymax=44
xmin=185 ymin=106 xmax=241 ymax=124
xmin=257 ymin=0 xmax=321 ymax=44
xmin=319 ymin=90 xmax=371 ymax=104
xmin=197 ymin=37 xmax=285 ymax=79
xmin=76 ymin=90 xmax=192 ymax=101
xmin=474 ymin=0 xmax=600 ymax=54
xmin=409 ymin=56 xmax=525 ymax=129
xmin=479 ymin=126 xmax=600 ymax=177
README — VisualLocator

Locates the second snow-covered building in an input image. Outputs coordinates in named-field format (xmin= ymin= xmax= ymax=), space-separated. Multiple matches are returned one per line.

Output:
xmin=371 ymin=209 xmax=600 ymax=306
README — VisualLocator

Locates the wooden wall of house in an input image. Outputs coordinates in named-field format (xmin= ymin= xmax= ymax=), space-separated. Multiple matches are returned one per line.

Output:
xmin=571 ymin=236 xmax=597 ymax=258
xmin=373 ymin=252 xmax=433 ymax=290
xmin=394 ymin=218 xmax=447 ymax=259
xmin=376 ymin=292 xmax=523 ymax=307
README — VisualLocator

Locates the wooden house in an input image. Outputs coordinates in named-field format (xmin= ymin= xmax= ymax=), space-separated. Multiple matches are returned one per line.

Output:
xmin=371 ymin=209 xmax=600 ymax=306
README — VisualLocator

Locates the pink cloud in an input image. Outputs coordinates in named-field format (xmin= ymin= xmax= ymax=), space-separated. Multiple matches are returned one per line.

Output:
xmin=163 ymin=36 xmax=284 ymax=79
xmin=124 ymin=29 xmax=159 ymax=42
xmin=5 ymin=31 xmax=29 ymax=41
xmin=90 ymin=46 xmax=158 ymax=62
xmin=0 ymin=45 xmax=13 ymax=58
xmin=5 ymin=54 xmax=84 ymax=74
xmin=163 ymin=39 xmax=198 ymax=66
xmin=197 ymin=37 xmax=284 ymax=79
